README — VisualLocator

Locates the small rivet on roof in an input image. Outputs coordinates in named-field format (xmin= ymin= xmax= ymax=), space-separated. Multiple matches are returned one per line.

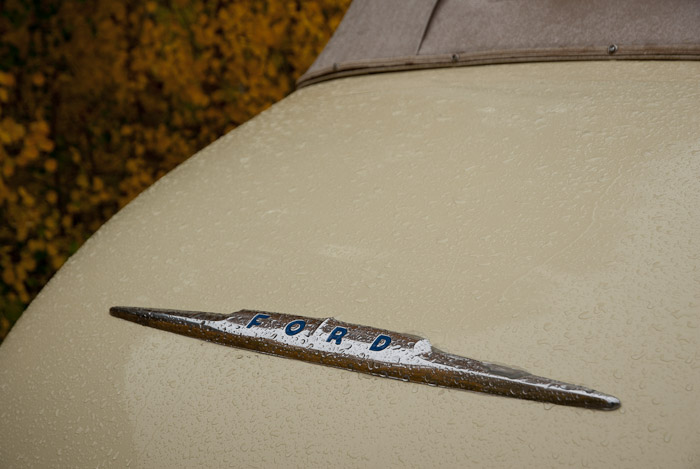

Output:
xmin=607 ymin=44 xmax=618 ymax=55
xmin=451 ymin=54 xmax=459 ymax=63
xmin=332 ymin=62 xmax=338 ymax=71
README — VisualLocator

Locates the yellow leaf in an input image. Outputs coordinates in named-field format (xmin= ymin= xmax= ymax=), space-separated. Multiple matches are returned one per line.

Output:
xmin=39 ymin=138 xmax=55 ymax=152
xmin=18 ymin=186 xmax=35 ymax=207
xmin=51 ymin=255 xmax=66 ymax=270
xmin=32 ymin=73 xmax=46 ymax=87
xmin=0 ymin=118 xmax=25 ymax=143
xmin=47 ymin=243 xmax=59 ymax=257
xmin=31 ymin=120 xmax=50 ymax=135
xmin=28 ymin=239 xmax=45 ymax=251
xmin=2 ymin=161 xmax=13 ymax=178
xmin=21 ymin=257 xmax=36 ymax=272
xmin=45 ymin=158 xmax=58 ymax=173
xmin=0 ymin=72 xmax=14 ymax=87
xmin=21 ymin=145 xmax=39 ymax=162
xmin=46 ymin=190 xmax=58 ymax=204
xmin=0 ymin=128 xmax=11 ymax=145
xmin=70 ymin=148 xmax=81 ymax=163
xmin=2 ymin=267 xmax=14 ymax=285
xmin=76 ymin=173 xmax=89 ymax=188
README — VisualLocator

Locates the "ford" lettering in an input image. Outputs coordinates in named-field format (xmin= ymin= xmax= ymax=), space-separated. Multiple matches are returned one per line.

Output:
xmin=246 ymin=312 xmax=391 ymax=351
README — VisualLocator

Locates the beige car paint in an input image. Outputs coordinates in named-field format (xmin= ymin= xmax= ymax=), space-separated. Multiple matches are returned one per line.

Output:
xmin=1 ymin=62 xmax=699 ymax=467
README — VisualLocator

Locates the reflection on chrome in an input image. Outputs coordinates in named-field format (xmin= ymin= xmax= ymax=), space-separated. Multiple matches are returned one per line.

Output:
xmin=110 ymin=306 xmax=621 ymax=411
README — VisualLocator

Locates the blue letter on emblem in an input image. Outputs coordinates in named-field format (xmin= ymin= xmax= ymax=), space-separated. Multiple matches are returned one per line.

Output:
xmin=370 ymin=335 xmax=391 ymax=351
xmin=326 ymin=326 xmax=348 ymax=345
xmin=285 ymin=320 xmax=306 ymax=336
xmin=246 ymin=313 xmax=270 ymax=328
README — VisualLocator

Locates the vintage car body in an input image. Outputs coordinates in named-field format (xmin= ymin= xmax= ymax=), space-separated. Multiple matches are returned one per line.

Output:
xmin=1 ymin=1 xmax=699 ymax=467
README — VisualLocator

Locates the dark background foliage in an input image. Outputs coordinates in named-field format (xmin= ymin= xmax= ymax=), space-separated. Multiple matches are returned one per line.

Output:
xmin=0 ymin=0 xmax=351 ymax=342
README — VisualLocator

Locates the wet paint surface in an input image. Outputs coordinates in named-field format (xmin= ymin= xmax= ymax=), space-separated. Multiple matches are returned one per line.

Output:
xmin=1 ymin=62 xmax=699 ymax=467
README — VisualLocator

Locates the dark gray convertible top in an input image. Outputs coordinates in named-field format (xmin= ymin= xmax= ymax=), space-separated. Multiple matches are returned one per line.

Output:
xmin=298 ymin=0 xmax=700 ymax=87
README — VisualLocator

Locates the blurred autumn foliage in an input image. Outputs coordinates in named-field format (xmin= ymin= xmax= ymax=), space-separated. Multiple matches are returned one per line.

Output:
xmin=0 ymin=0 xmax=350 ymax=341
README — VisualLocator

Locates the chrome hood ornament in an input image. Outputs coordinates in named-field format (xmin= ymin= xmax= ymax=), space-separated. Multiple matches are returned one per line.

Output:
xmin=110 ymin=306 xmax=620 ymax=411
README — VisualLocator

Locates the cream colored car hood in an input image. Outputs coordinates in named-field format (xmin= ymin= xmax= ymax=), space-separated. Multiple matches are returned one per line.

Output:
xmin=1 ymin=62 xmax=699 ymax=467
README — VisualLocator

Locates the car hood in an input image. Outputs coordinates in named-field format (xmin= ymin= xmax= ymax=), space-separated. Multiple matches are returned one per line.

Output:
xmin=1 ymin=62 xmax=699 ymax=467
